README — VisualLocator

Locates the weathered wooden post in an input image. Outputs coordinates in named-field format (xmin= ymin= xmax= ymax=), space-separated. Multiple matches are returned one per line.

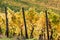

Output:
xmin=45 ymin=10 xmax=49 ymax=40
xmin=5 ymin=7 xmax=9 ymax=37
xmin=22 ymin=7 xmax=28 ymax=39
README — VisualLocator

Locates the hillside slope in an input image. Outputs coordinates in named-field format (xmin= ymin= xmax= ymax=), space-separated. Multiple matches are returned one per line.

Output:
xmin=0 ymin=0 xmax=60 ymax=13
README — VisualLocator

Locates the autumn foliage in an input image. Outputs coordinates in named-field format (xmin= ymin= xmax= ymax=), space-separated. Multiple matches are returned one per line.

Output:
xmin=0 ymin=7 xmax=60 ymax=40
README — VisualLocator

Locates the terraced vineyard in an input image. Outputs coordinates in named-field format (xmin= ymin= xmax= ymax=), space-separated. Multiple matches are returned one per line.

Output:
xmin=0 ymin=7 xmax=60 ymax=40
xmin=0 ymin=0 xmax=60 ymax=40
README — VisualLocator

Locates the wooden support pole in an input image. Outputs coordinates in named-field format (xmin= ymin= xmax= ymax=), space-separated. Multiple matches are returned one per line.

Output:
xmin=45 ymin=10 xmax=49 ymax=40
xmin=5 ymin=7 xmax=9 ymax=37
xmin=22 ymin=7 xmax=28 ymax=39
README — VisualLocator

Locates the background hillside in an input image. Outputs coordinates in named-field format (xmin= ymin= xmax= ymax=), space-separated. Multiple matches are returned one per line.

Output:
xmin=0 ymin=0 xmax=60 ymax=13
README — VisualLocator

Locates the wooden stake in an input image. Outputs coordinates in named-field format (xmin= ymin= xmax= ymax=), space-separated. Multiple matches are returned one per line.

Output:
xmin=5 ymin=7 xmax=9 ymax=37
xmin=22 ymin=7 xmax=28 ymax=39
xmin=45 ymin=10 xmax=49 ymax=40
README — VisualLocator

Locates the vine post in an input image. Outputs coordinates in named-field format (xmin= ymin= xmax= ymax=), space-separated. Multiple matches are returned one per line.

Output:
xmin=5 ymin=7 xmax=9 ymax=37
xmin=22 ymin=7 xmax=28 ymax=39
xmin=45 ymin=10 xmax=49 ymax=40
